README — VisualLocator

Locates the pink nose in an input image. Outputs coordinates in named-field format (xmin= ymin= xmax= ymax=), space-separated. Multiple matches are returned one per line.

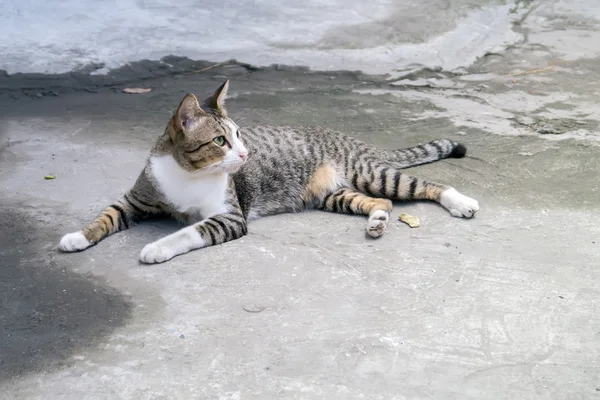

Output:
xmin=239 ymin=152 xmax=248 ymax=161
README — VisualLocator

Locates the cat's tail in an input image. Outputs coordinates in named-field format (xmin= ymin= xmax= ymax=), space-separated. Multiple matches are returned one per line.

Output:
xmin=383 ymin=139 xmax=466 ymax=169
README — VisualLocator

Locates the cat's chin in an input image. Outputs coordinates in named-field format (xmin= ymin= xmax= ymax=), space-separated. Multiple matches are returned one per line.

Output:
xmin=221 ymin=160 xmax=246 ymax=174
xmin=223 ymin=166 xmax=243 ymax=175
xmin=194 ymin=163 xmax=244 ymax=176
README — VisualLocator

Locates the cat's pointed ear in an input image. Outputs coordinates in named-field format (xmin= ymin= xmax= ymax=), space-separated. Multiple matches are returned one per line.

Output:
xmin=203 ymin=80 xmax=229 ymax=116
xmin=173 ymin=93 xmax=205 ymax=133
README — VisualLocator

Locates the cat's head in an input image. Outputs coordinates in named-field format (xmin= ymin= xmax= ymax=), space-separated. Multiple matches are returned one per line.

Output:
xmin=166 ymin=80 xmax=248 ymax=175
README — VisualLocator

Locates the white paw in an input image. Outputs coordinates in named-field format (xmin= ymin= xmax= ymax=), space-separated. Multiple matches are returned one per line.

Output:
xmin=440 ymin=188 xmax=480 ymax=218
xmin=59 ymin=231 xmax=92 ymax=252
xmin=367 ymin=210 xmax=389 ymax=238
xmin=139 ymin=242 xmax=176 ymax=264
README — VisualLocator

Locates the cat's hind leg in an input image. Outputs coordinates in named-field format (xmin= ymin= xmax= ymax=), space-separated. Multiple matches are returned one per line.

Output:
xmin=351 ymin=165 xmax=479 ymax=218
xmin=59 ymin=191 xmax=157 ymax=252
xmin=316 ymin=187 xmax=393 ymax=238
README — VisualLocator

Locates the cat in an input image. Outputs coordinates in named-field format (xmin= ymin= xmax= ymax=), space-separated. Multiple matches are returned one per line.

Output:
xmin=58 ymin=80 xmax=479 ymax=264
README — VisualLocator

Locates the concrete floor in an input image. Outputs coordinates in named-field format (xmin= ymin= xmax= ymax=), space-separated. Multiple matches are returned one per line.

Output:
xmin=0 ymin=0 xmax=519 ymax=76
xmin=1 ymin=1 xmax=600 ymax=399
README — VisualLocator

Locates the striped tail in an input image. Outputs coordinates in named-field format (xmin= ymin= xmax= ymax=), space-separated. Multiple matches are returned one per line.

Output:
xmin=384 ymin=139 xmax=466 ymax=169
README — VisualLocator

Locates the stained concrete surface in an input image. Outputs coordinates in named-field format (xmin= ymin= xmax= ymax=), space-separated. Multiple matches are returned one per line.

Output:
xmin=1 ymin=0 xmax=600 ymax=399
xmin=0 ymin=0 xmax=521 ymax=76
xmin=0 ymin=209 xmax=133 ymax=381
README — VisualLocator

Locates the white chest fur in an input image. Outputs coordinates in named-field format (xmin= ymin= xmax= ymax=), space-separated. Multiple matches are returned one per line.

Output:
xmin=150 ymin=155 xmax=230 ymax=218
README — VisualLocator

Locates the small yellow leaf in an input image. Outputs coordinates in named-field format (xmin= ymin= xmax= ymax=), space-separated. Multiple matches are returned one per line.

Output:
xmin=123 ymin=87 xmax=152 ymax=94
xmin=44 ymin=175 xmax=56 ymax=180
xmin=399 ymin=213 xmax=420 ymax=228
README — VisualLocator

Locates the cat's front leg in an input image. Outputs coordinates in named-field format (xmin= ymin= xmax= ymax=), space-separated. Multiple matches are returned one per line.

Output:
xmin=139 ymin=212 xmax=248 ymax=264
xmin=59 ymin=191 xmax=158 ymax=252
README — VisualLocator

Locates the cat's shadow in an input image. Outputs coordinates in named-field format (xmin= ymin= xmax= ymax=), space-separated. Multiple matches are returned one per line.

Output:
xmin=142 ymin=214 xmax=183 ymax=230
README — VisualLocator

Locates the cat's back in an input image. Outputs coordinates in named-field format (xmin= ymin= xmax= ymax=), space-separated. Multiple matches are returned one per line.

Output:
xmin=241 ymin=125 xmax=359 ymax=156
xmin=242 ymin=125 xmax=313 ymax=147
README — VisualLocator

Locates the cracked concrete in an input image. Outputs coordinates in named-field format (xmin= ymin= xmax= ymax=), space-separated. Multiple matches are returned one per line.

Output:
xmin=1 ymin=0 xmax=599 ymax=399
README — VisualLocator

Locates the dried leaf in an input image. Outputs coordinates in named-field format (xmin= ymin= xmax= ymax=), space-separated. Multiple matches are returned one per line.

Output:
xmin=123 ymin=87 xmax=152 ymax=94
xmin=399 ymin=213 xmax=420 ymax=228
xmin=44 ymin=175 xmax=56 ymax=180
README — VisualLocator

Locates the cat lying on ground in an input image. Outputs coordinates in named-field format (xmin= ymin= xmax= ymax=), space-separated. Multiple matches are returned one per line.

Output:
xmin=59 ymin=80 xmax=479 ymax=263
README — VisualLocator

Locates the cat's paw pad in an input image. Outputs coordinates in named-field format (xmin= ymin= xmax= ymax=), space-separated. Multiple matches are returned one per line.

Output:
xmin=367 ymin=210 xmax=389 ymax=238
xmin=140 ymin=242 xmax=176 ymax=264
xmin=440 ymin=188 xmax=480 ymax=218
xmin=59 ymin=231 xmax=92 ymax=252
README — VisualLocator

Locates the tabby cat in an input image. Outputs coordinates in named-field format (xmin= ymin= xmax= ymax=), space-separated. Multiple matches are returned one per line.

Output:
xmin=59 ymin=80 xmax=479 ymax=264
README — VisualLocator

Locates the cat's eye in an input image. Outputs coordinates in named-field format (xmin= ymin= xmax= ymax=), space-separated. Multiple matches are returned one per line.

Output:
xmin=213 ymin=136 xmax=226 ymax=146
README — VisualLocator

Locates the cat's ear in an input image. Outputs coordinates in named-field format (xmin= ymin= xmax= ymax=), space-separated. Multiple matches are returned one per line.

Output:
xmin=203 ymin=80 xmax=229 ymax=116
xmin=173 ymin=93 xmax=206 ymax=133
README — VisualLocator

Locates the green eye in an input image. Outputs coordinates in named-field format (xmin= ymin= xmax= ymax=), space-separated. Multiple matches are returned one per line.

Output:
xmin=213 ymin=136 xmax=226 ymax=146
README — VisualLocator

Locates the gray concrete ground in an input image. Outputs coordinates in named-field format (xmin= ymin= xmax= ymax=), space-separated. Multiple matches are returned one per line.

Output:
xmin=0 ymin=0 xmax=522 ymax=76
xmin=1 ymin=1 xmax=600 ymax=399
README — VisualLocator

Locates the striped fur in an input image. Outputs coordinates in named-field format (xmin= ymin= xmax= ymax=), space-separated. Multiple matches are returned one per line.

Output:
xmin=59 ymin=80 xmax=479 ymax=263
